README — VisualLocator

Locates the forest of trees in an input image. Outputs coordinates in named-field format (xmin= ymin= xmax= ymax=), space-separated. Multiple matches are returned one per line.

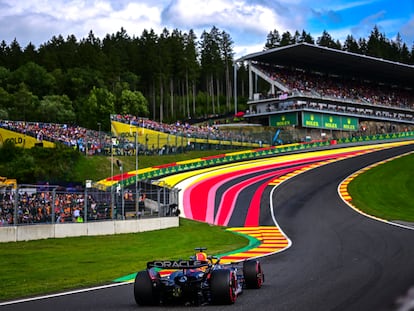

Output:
xmin=264 ymin=26 xmax=414 ymax=65
xmin=0 ymin=25 xmax=413 ymax=132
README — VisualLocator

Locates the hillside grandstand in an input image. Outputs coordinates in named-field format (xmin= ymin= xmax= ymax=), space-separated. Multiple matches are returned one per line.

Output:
xmin=237 ymin=43 xmax=414 ymax=143
xmin=0 ymin=116 xmax=268 ymax=157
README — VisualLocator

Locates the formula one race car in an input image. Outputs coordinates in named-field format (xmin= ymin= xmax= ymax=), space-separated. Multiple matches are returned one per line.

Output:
xmin=134 ymin=247 xmax=264 ymax=306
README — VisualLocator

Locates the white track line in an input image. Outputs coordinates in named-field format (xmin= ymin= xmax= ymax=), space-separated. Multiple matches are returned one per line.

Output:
xmin=0 ymin=282 xmax=131 ymax=306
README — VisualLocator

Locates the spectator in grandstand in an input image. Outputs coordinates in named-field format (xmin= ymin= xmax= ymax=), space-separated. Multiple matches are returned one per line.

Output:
xmin=111 ymin=114 xmax=261 ymax=146
xmin=256 ymin=64 xmax=414 ymax=109
xmin=73 ymin=208 xmax=80 ymax=222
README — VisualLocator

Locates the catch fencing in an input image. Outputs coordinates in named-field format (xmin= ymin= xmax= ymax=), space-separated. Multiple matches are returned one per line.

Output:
xmin=0 ymin=182 xmax=179 ymax=227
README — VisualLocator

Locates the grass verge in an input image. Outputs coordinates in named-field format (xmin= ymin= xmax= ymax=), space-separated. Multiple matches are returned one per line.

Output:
xmin=0 ymin=218 xmax=247 ymax=301
xmin=347 ymin=153 xmax=414 ymax=221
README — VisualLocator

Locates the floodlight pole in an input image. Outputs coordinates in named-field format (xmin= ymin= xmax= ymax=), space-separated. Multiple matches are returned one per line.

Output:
xmin=121 ymin=164 xmax=124 ymax=220
xmin=135 ymin=128 xmax=139 ymax=218
xmin=233 ymin=61 xmax=238 ymax=115
xmin=111 ymin=138 xmax=115 ymax=219
xmin=13 ymin=186 xmax=18 ymax=226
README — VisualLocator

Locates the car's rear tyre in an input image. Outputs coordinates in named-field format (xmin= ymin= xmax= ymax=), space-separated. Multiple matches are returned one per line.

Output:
xmin=243 ymin=260 xmax=264 ymax=289
xmin=210 ymin=269 xmax=237 ymax=305
xmin=133 ymin=270 xmax=160 ymax=305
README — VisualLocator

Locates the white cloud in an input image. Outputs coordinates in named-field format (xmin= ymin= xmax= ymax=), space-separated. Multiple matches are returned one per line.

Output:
xmin=163 ymin=0 xmax=290 ymax=37
xmin=234 ymin=42 xmax=266 ymax=59
xmin=0 ymin=0 xmax=308 ymax=49
xmin=159 ymin=0 xmax=306 ymax=58
xmin=81 ymin=2 xmax=163 ymax=40
xmin=0 ymin=0 xmax=166 ymax=45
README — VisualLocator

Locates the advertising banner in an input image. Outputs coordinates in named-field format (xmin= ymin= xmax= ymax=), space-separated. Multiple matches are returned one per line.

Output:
xmin=0 ymin=128 xmax=55 ymax=148
xmin=302 ymin=112 xmax=358 ymax=131
xmin=302 ymin=112 xmax=323 ymax=128
xmin=269 ymin=112 xmax=298 ymax=127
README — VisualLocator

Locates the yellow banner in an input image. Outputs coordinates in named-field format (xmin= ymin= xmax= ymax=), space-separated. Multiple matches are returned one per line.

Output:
xmin=0 ymin=128 xmax=55 ymax=148
xmin=111 ymin=120 xmax=191 ymax=149
xmin=110 ymin=120 xmax=265 ymax=149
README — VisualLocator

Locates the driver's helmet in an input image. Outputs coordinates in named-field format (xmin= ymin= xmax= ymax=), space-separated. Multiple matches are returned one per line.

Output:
xmin=195 ymin=252 xmax=208 ymax=262
xmin=194 ymin=252 xmax=208 ymax=272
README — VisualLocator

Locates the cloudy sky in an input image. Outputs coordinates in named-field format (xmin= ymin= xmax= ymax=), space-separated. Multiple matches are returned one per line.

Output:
xmin=0 ymin=0 xmax=413 ymax=58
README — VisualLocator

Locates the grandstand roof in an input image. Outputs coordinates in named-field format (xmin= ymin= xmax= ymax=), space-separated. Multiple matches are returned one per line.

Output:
xmin=237 ymin=43 xmax=414 ymax=87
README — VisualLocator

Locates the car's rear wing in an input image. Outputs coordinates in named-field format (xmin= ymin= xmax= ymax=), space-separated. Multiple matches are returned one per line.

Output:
xmin=147 ymin=260 xmax=210 ymax=270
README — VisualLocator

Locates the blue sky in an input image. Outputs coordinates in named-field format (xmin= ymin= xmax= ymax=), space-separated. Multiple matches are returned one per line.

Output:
xmin=0 ymin=0 xmax=413 ymax=58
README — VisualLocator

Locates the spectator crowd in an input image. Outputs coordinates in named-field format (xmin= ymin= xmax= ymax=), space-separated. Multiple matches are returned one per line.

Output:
xmin=0 ymin=113 xmax=262 ymax=156
xmin=110 ymin=114 xmax=259 ymax=146
xmin=0 ymin=189 xmax=112 ymax=226
xmin=256 ymin=64 xmax=414 ymax=110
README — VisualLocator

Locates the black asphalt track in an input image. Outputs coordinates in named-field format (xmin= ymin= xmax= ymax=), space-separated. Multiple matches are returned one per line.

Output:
xmin=2 ymin=143 xmax=414 ymax=311
xmin=256 ymin=143 xmax=414 ymax=311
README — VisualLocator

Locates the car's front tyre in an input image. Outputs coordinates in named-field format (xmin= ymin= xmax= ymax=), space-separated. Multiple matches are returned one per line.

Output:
xmin=243 ymin=259 xmax=264 ymax=289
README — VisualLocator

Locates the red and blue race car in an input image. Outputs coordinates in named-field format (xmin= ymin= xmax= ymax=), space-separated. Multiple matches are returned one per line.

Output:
xmin=134 ymin=247 xmax=264 ymax=306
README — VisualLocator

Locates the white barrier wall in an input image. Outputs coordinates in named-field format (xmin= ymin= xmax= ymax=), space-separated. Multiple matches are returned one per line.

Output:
xmin=0 ymin=217 xmax=179 ymax=243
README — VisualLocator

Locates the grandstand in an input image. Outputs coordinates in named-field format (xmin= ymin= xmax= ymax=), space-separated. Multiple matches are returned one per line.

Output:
xmin=236 ymin=43 xmax=414 ymax=143
xmin=110 ymin=114 xmax=268 ymax=153
xmin=0 ymin=117 xmax=267 ymax=157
